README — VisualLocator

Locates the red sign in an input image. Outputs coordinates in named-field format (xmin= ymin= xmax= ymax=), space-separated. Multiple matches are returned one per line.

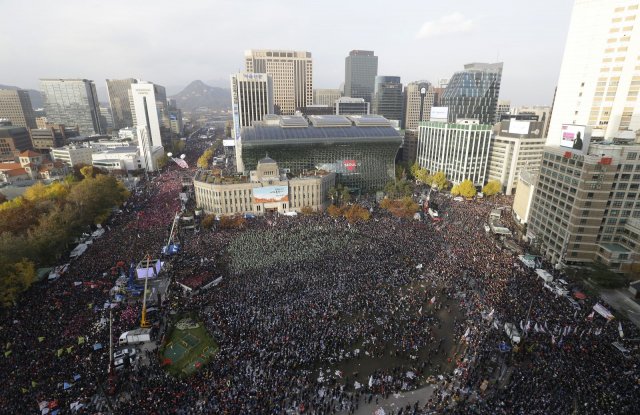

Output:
xmin=599 ymin=157 xmax=612 ymax=165
xmin=343 ymin=160 xmax=357 ymax=172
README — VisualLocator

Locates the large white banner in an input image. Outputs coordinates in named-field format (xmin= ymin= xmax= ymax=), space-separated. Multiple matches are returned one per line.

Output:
xmin=253 ymin=186 xmax=289 ymax=203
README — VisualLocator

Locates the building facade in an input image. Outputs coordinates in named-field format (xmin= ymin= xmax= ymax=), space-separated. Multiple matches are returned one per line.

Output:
xmin=511 ymin=105 xmax=552 ymax=138
xmin=335 ymin=97 xmax=370 ymax=116
xmin=106 ymin=78 xmax=137 ymax=131
xmin=0 ymin=89 xmax=36 ymax=129
xmin=372 ymin=76 xmax=403 ymax=123
xmin=0 ymin=125 xmax=32 ymax=161
xmin=487 ymin=119 xmax=546 ymax=195
xmin=244 ymin=50 xmax=312 ymax=115
xmin=313 ymin=88 xmax=341 ymax=106
xmin=131 ymin=81 xmax=167 ymax=171
xmin=512 ymin=169 xmax=538 ymax=225
xmin=230 ymin=73 xmax=274 ymax=140
xmin=194 ymin=157 xmax=335 ymax=216
xmin=40 ymin=79 xmax=103 ymax=136
xmin=238 ymin=115 xmax=402 ymax=192
xmin=528 ymin=143 xmax=640 ymax=272
xmin=29 ymin=124 xmax=78 ymax=151
xmin=547 ymin=0 xmax=640 ymax=143
xmin=51 ymin=144 xmax=95 ymax=166
xmin=439 ymin=63 xmax=503 ymax=125
xmin=416 ymin=119 xmax=492 ymax=186
xmin=494 ymin=99 xmax=511 ymax=124
xmin=403 ymin=82 xmax=436 ymax=131
xmin=344 ymin=50 xmax=378 ymax=103
xmin=92 ymin=147 xmax=143 ymax=172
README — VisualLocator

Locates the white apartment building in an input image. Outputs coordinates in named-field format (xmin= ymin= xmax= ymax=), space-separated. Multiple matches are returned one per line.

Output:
xmin=230 ymin=73 xmax=274 ymax=140
xmin=92 ymin=147 xmax=143 ymax=172
xmin=245 ymin=50 xmax=313 ymax=115
xmin=51 ymin=144 xmax=95 ymax=166
xmin=416 ymin=119 xmax=492 ymax=186
xmin=313 ymin=89 xmax=341 ymax=106
xmin=403 ymin=81 xmax=436 ymax=131
xmin=131 ymin=82 xmax=166 ymax=171
xmin=487 ymin=119 xmax=546 ymax=195
xmin=548 ymin=0 xmax=640 ymax=143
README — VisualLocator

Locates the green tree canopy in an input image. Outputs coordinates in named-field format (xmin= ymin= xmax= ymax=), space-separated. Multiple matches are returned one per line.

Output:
xmin=432 ymin=171 xmax=449 ymax=190
xmin=458 ymin=179 xmax=477 ymax=198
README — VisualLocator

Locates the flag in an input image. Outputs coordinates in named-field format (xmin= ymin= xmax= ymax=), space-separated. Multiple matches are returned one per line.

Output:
xmin=66 ymin=346 xmax=73 ymax=354
xmin=172 ymin=158 xmax=189 ymax=169
xmin=587 ymin=311 xmax=595 ymax=320
xmin=551 ymin=335 xmax=556 ymax=345
xmin=519 ymin=320 xmax=524 ymax=331
xmin=73 ymin=374 xmax=81 ymax=381
xmin=430 ymin=296 xmax=436 ymax=304
xmin=77 ymin=336 xmax=85 ymax=345
xmin=31 ymin=380 xmax=37 ymax=388
xmin=418 ymin=306 xmax=422 ymax=315
xmin=618 ymin=322 xmax=624 ymax=338
xmin=63 ymin=382 xmax=71 ymax=390
xmin=57 ymin=348 xmax=64 ymax=357
xmin=487 ymin=309 xmax=494 ymax=319
xmin=38 ymin=337 xmax=45 ymax=342
xmin=4 ymin=350 xmax=11 ymax=357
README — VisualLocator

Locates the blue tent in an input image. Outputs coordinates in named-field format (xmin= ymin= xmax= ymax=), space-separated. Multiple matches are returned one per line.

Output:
xmin=93 ymin=343 xmax=103 ymax=351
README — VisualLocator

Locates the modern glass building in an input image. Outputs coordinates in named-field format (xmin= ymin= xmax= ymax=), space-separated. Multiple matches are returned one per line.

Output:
xmin=239 ymin=114 xmax=402 ymax=192
xmin=40 ymin=79 xmax=103 ymax=136
xmin=344 ymin=50 xmax=378 ymax=103
xmin=372 ymin=76 xmax=403 ymax=123
xmin=106 ymin=78 xmax=137 ymax=130
xmin=439 ymin=63 xmax=503 ymax=125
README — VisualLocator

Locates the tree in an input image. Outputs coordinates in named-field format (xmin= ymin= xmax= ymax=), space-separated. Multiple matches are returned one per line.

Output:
xmin=458 ymin=179 xmax=477 ymax=198
xmin=0 ymin=258 xmax=35 ymax=308
xmin=0 ymin=193 xmax=6 ymax=204
xmin=327 ymin=204 xmax=343 ymax=218
xmin=328 ymin=186 xmax=338 ymax=204
xmin=384 ymin=179 xmax=413 ymax=199
xmin=341 ymin=186 xmax=351 ymax=205
xmin=432 ymin=171 xmax=449 ymax=190
xmin=450 ymin=185 xmax=460 ymax=196
xmin=202 ymin=214 xmax=216 ymax=230
xmin=343 ymin=205 xmax=371 ymax=223
xmin=482 ymin=180 xmax=502 ymax=196
xmin=157 ymin=154 xmax=169 ymax=169
xmin=300 ymin=206 xmax=314 ymax=215
xmin=197 ymin=148 xmax=214 ymax=169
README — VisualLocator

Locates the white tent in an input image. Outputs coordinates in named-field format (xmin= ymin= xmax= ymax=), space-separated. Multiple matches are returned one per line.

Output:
xmin=70 ymin=243 xmax=88 ymax=258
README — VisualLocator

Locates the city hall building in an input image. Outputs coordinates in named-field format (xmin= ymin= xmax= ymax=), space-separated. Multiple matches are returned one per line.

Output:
xmin=237 ymin=114 xmax=402 ymax=193
xmin=194 ymin=157 xmax=335 ymax=216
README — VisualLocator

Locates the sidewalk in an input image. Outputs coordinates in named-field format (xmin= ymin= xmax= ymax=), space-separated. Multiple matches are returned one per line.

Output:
xmin=599 ymin=288 xmax=640 ymax=328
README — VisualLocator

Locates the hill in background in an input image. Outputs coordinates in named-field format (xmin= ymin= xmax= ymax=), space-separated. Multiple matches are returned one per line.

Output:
xmin=170 ymin=80 xmax=230 ymax=112
xmin=0 ymin=84 xmax=43 ymax=109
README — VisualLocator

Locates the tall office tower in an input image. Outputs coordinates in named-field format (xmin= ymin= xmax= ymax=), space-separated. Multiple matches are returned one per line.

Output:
xmin=439 ymin=63 xmax=503 ymax=125
xmin=548 ymin=0 xmax=640 ymax=144
xmin=0 ymin=89 xmax=37 ymax=129
xmin=106 ymin=78 xmax=137 ymax=130
xmin=40 ymin=79 xmax=103 ymax=135
xmin=416 ymin=119 xmax=492 ymax=186
xmin=99 ymin=106 xmax=113 ymax=131
xmin=244 ymin=50 xmax=312 ymax=115
xmin=334 ymin=97 xmax=370 ymax=115
xmin=486 ymin=118 xmax=545 ymax=195
xmin=494 ymin=99 xmax=511 ymax=124
xmin=230 ymin=73 xmax=274 ymax=139
xmin=344 ymin=50 xmax=378 ymax=103
xmin=403 ymin=81 xmax=435 ymax=130
xmin=313 ymin=89 xmax=342 ymax=106
xmin=372 ymin=76 xmax=403 ymax=123
xmin=131 ymin=82 xmax=166 ymax=171
xmin=511 ymin=105 xmax=552 ymax=137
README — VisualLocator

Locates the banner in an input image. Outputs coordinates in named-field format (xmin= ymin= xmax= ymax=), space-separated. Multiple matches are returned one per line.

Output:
xmin=593 ymin=303 xmax=614 ymax=320
xmin=253 ymin=186 xmax=289 ymax=203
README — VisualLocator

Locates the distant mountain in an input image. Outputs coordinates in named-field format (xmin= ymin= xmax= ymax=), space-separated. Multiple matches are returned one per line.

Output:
xmin=0 ymin=84 xmax=43 ymax=109
xmin=170 ymin=80 xmax=230 ymax=112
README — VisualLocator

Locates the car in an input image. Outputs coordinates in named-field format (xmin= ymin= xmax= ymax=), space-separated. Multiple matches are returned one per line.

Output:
xmin=113 ymin=348 xmax=137 ymax=360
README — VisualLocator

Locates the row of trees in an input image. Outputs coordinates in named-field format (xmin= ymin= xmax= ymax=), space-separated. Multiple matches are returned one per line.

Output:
xmin=0 ymin=167 xmax=129 ymax=307
xmin=327 ymin=204 xmax=371 ymax=223
xmin=380 ymin=197 xmax=420 ymax=219
xmin=196 ymin=140 xmax=222 ymax=169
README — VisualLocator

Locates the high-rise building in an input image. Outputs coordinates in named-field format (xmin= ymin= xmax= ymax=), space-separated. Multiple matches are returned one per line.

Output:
xmin=372 ymin=76 xmax=403 ymax=123
xmin=0 ymin=89 xmax=37 ymax=129
xmin=230 ymin=73 xmax=274 ymax=140
xmin=416 ymin=119 xmax=492 ymax=186
xmin=313 ymin=89 xmax=341 ymax=106
xmin=244 ymin=50 xmax=312 ymax=115
xmin=99 ymin=106 xmax=113 ymax=131
xmin=344 ymin=50 xmax=378 ymax=103
xmin=494 ymin=99 xmax=511 ymax=124
xmin=40 ymin=79 xmax=103 ymax=136
xmin=29 ymin=124 xmax=78 ymax=151
xmin=486 ymin=119 xmax=546 ymax=195
xmin=106 ymin=78 xmax=137 ymax=130
xmin=403 ymin=81 xmax=436 ymax=131
xmin=0 ymin=125 xmax=33 ymax=161
xmin=131 ymin=82 xmax=167 ymax=171
xmin=439 ymin=63 xmax=503 ymax=125
xmin=547 ymin=0 xmax=640 ymax=143
xmin=527 ymin=142 xmax=640 ymax=271
xmin=335 ymin=97 xmax=370 ymax=116
xmin=511 ymin=105 xmax=552 ymax=138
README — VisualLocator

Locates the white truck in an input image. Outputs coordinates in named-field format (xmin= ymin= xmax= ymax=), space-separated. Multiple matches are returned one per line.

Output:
xmin=118 ymin=328 xmax=152 ymax=345
xmin=504 ymin=322 xmax=521 ymax=344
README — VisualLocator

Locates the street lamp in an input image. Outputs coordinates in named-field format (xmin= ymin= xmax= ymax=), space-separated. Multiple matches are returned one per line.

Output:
xmin=419 ymin=84 xmax=428 ymax=123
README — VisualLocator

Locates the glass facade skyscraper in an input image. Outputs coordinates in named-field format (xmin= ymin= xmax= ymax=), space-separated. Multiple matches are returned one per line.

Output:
xmin=40 ymin=79 xmax=103 ymax=136
xmin=344 ymin=50 xmax=378 ymax=103
xmin=106 ymin=78 xmax=137 ymax=130
xmin=439 ymin=63 xmax=503 ymax=125
xmin=372 ymin=76 xmax=403 ymax=122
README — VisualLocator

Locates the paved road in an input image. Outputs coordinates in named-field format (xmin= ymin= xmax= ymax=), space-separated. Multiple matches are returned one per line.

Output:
xmin=352 ymin=384 xmax=436 ymax=415
xmin=600 ymin=288 xmax=640 ymax=328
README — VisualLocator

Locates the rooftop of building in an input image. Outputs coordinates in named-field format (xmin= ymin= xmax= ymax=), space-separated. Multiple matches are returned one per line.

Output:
xmin=420 ymin=119 xmax=493 ymax=130
xmin=19 ymin=150 xmax=41 ymax=157
xmin=242 ymin=115 xmax=401 ymax=143
xmin=195 ymin=166 xmax=332 ymax=186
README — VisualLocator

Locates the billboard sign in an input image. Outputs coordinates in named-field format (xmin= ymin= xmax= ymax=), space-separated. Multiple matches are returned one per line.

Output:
xmin=430 ymin=107 xmax=448 ymax=120
xmin=508 ymin=120 xmax=530 ymax=135
xmin=343 ymin=159 xmax=358 ymax=172
xmin=253 ymin=186 xmax=289 ymax=203
xmin=560 ymin=124 xmax=591 ymax=153
xmin=222 ymin=139 xmax=235 ymax=147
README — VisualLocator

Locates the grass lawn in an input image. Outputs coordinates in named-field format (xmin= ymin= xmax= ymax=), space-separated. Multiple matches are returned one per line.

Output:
xmin=161 ymin=317 xmax=218 ymax=377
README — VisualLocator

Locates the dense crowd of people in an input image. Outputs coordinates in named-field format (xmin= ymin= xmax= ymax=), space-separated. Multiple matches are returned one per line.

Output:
xmin=0 ymin=134 xmax=638 ymax=415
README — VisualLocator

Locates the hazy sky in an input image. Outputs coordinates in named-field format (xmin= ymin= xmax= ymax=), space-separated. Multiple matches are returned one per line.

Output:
xmin=0 ymin=0 xmax=573 ymax=105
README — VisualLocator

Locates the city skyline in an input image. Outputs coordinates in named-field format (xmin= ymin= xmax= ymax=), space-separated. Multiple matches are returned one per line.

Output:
xmin=0 ymin=0 xmax=573 ymax=106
